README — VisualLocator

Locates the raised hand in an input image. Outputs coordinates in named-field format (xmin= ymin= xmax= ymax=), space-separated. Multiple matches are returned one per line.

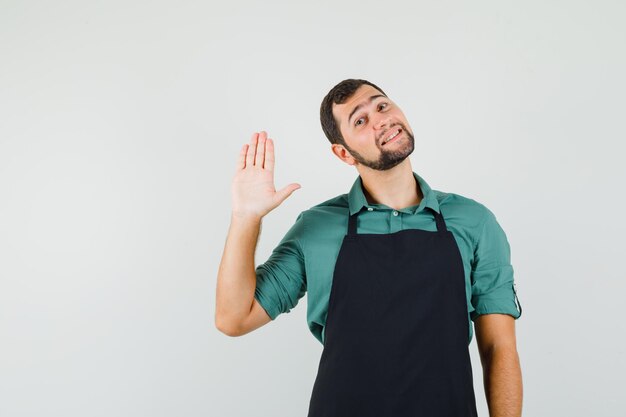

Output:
xmin=231 ymin=131 xmax=301 ymax=219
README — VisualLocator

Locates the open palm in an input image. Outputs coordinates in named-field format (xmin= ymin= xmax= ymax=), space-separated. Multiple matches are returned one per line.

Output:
xmin=231 ymin=131 xmax=301 ymax=218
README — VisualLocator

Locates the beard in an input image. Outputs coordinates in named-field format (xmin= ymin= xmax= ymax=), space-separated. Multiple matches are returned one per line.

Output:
xmin=345 ymin=127 xmax=415 ymax=171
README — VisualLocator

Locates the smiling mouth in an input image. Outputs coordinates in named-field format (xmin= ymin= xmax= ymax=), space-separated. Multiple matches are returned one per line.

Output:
xmin=382 ymin=128 xmax=402 ymax=146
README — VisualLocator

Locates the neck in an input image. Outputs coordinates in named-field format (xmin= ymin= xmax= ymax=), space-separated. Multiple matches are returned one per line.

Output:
xmin=356 ymin=159 xmax=423 ymax=210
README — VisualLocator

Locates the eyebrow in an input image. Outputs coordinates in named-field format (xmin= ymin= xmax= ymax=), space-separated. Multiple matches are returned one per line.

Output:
xmin=347 ymin=94 xmax=386 ymax=125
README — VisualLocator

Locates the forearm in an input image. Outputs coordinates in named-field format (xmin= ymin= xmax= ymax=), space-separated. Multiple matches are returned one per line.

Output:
xmin=481 ymin=346 xmax=523 ymax=417
xmin=215 ymin=212 xmax=262 ymax=333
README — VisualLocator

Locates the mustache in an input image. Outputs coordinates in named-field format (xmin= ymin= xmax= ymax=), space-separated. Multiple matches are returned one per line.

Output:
xmin=378 ymin=123 xmax=408 ymax=143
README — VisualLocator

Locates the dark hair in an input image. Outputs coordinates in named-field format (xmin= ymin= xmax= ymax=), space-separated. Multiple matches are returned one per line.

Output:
xmin=320 ymin=79 xmax=387 ymax=146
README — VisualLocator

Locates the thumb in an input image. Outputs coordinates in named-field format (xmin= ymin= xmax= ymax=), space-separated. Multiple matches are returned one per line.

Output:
xmin=275 ymin=183 xmax=301 ymax=204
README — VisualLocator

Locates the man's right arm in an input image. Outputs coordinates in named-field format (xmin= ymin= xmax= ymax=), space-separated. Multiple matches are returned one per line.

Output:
xmin=214 ymin=131 xmax=301 ymax=337
xmin=215 ymin=213 xmax=271 ymax=336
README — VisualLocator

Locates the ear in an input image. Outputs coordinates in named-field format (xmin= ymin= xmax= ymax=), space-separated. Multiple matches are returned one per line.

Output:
xmin=331 ymin=143 xmax=357 ymax=166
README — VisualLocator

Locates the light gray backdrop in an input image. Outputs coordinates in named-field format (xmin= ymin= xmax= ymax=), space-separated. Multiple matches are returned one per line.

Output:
xmin=1 ymin=0 xmax=625 ymax=416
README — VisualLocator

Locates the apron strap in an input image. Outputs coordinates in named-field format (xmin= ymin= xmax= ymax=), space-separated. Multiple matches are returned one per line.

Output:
xmin=347 ymin=210 xmax=359 ymax=236
xmin=432 ymin=208 xmax=448 ymax=235
xmin=348 ymin=207 xmax=449 ymax=236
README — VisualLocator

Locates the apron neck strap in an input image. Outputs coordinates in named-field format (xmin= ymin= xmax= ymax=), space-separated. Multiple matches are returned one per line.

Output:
xmin=348 ymin=210 xmax=359 ymax=236
xmin=432 ymin=208 xmax=447 ymax=234
xmin=347 ymin=207 xmax=448 ymax=236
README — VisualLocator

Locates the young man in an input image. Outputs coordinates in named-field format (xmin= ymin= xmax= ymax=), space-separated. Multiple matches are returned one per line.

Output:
xmin=216 ymin=79 xmax=523 ymax=417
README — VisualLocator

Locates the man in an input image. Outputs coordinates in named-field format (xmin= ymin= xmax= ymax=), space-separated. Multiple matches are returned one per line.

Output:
xmin=215 ymin=79 xmax=523 ymax=416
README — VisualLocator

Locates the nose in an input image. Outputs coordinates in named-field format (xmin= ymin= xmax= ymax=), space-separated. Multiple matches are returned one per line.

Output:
xmin=374 ymin=114 xmax=392 ymax=131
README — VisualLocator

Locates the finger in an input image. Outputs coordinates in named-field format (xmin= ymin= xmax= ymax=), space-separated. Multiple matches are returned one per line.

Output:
xmin=256 ymin=131 xmax=267 ymax=168
xmin=265 ymin=138 xmax=275 ymax=172
xmin=276 ymin=183 xmax=301 ymax=204
xmin=237 ymin=144 xmax=248 ymax=170
xmin=246 ymin=132 xmax=258 ymax=168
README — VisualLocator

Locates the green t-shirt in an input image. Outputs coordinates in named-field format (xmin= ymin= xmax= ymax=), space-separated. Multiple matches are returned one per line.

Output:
xmin=254 ymin=172 xmax=522 ymax=345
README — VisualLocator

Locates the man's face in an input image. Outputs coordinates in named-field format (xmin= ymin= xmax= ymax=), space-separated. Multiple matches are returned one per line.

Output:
xmin=332 ymin=84 xmax=415 ymax=171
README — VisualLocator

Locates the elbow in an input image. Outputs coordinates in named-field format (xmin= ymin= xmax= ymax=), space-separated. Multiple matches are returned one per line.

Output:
xmin=214 ymin=315 xmax=243 ymax=337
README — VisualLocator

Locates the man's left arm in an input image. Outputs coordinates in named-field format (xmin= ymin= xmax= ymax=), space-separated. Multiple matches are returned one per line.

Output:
xmin=475 ymin=314 xmax=523 ymax=417
xmin=470 ymin=206 xmax=523 ymax=417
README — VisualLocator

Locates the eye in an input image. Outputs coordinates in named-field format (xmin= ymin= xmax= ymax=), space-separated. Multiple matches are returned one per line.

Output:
xmin=354 ymin=102 xmax=389 ymax=127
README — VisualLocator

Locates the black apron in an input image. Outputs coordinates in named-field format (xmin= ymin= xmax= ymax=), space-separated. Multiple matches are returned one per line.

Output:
xmin=307 ymin=207 xmax=479 ymax=417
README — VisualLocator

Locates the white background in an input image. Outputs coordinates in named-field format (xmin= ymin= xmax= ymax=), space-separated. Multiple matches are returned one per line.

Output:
xmin=1 ymin=1 xmax=625 ymax=416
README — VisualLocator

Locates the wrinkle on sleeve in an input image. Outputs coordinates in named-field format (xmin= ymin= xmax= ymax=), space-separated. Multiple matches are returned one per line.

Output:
xmin=470 ymin=206 xmax=522 ymax=321
xmin=253 ymin=212 xmax=307 ymax=320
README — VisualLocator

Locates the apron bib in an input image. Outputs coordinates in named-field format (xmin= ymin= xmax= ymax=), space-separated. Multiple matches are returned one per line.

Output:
xmin=307 ymin=207 xmax=478 ymax=417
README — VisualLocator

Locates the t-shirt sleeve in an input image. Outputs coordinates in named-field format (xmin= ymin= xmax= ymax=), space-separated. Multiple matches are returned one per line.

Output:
xmin=470 ymin=206 xmax=522 ymax=321
xmin=253 ymin=211 xmax=307 ymax=320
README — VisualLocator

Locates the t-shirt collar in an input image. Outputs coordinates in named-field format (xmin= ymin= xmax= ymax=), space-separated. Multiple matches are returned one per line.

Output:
xmin=347 ymin=171 xmax=440 ymax=216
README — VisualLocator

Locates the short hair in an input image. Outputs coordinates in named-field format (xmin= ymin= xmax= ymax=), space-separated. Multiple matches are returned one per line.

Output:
xmin=320 ymin=79 xmax=387 ymax=146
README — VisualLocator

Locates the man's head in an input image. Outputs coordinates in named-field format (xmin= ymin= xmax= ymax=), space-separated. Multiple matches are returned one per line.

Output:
xmin=320 ymin=79 xmax=415 ymax=171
